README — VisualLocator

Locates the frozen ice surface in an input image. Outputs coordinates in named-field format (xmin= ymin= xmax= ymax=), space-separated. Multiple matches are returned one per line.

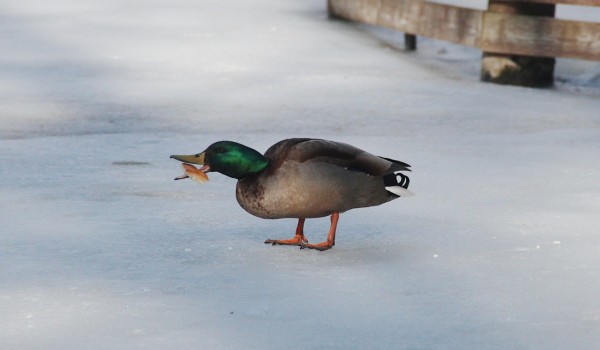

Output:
xmin=1 ymin=1 xmax=600 ymax=349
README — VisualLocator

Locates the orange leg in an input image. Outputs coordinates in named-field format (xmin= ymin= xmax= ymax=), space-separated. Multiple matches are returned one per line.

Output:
xmin=264 ymin=218 xmax=308 ymax=246
xmin=300 ymin=212 xmax=339 ymax=251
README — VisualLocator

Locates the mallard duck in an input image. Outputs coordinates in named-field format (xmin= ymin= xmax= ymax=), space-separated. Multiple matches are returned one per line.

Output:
xmin=171 ymin=138 xmax=412 ymax=251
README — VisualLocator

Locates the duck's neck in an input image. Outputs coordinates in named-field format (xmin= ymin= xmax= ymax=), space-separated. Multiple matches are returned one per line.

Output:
xmin=236 ymin=156 xmax=269 ymax=180
xmin=221 ymin=146 xmax=269 ymax=180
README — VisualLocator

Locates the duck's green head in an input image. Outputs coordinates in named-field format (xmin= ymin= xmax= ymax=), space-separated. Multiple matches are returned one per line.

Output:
xmin=170 ymin=141 xmax=269 ymax=180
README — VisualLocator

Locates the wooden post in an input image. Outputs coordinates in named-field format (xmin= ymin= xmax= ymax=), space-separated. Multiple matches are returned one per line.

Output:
xmin=481 ymin=1 xmax=556 ymax=87
xmin=327 ymin=0 xmax=340 ymax=19
xmin=405 ymin=34 xmax=417 ymax=51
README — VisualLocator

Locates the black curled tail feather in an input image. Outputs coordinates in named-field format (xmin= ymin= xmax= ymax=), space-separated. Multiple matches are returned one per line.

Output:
xmin=383 ymin=171 xmax=413 ymax=197
xmin=384 ymin=171 xmax=410 ymax=189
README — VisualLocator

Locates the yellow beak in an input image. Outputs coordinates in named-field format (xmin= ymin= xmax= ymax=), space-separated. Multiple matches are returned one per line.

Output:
xmin=170 ymin=152 xmax=205 ymax=164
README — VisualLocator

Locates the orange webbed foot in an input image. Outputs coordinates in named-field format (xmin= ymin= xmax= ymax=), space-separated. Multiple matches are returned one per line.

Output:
xmin=265 ymin=214 xmax=339 ymax=252
xmin=299 ymin=241 xmax=334 ymax=251
xmin=265 ymin=218 xmax=308 ymax=247
xmin=299 ymin=212 xmax=339 ymax=251
xmin=264 ymin=235 xmax=308 ymax=246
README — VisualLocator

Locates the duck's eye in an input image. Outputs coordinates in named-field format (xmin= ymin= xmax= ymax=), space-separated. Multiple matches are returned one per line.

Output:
xmin=216 ymin=147 xmax=226 ymax=153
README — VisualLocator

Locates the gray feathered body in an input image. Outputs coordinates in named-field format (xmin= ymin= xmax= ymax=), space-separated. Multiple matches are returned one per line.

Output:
xmin=236 ymin=138 xmax=411 ymax=219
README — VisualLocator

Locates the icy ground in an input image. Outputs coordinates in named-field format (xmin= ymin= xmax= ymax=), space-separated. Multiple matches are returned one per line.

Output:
xmin=1 ymin=0 xmax=600 ymax=349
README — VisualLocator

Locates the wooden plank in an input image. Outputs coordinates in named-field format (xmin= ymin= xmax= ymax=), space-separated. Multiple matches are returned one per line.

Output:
xmin=481 ymin=12 xmax=600 ymax=60
xmin=329 ymin=0 xmax=600 ymax=61
xmin=328 ymin=0 xmax=381 ymax=24
xmin=329 ymin=0 xmax=483 ymax=47
xmin=493 ymin=0 xmax=600 ymax=6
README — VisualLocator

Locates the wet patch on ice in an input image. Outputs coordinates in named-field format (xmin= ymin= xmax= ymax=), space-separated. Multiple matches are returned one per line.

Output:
xmin=111 ymin=161 xmax=151 ymax=166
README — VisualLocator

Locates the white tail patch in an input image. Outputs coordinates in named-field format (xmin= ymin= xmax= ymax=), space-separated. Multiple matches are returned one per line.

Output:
xmin=385 ymin=186 xmax=415 ymax=197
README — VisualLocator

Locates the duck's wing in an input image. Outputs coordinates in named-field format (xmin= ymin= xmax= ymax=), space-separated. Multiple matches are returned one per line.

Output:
xmin=265 ymin=138 xmax=411 ymax=177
